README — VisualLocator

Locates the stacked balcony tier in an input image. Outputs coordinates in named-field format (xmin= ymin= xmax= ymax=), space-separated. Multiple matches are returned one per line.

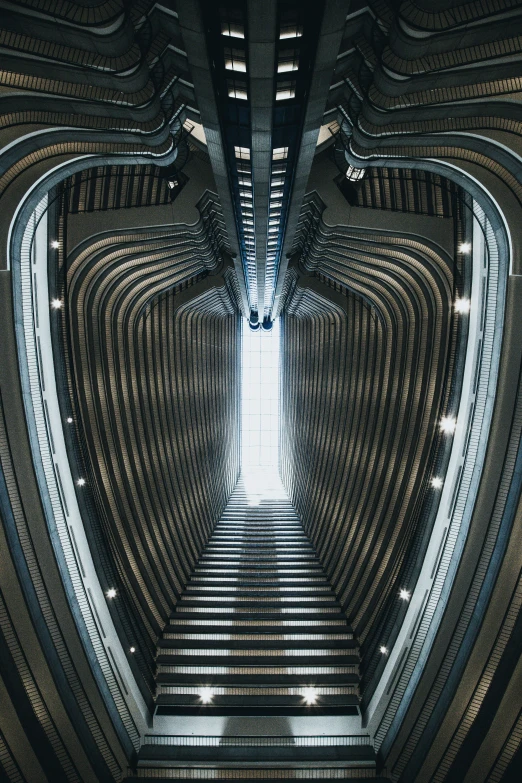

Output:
xmin=155 ymin=477 xmax=360 ymax=717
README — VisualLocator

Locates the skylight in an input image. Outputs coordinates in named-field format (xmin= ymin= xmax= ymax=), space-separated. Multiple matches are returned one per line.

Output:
xmin=241 ymin=318 xmax=279 ymax=470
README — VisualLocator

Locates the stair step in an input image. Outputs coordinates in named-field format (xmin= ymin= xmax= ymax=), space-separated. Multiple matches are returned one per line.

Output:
xmin=160 ymin=637 xmax=356 ymax=649
xmin=156 ymin=672 xmax=359 ymax=684
xmin=152 ymin=475 xmax=361 ymax=740
xmin=136 ymin=745 xmax=375 ymax=763
xmin=156 ymin=665 xmax=359 ymax=677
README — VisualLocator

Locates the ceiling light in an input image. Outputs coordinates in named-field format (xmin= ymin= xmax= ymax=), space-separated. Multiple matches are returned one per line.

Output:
xmin=77 ymin=477 xmax=86 ymax=486
xmin=455 ymin=298 xmax=470 ymax=314
xmin=234 ymin=146 xmax=250 ymax=160
xmin=345 ymin=165 xmax=366 ymax=182
xmin=279 ymin=25 xmax=303 ymax=40
xmin=272 ymin=147 xmax=288 ymax=160
xmin=458 ymin=242 xmax=471 ymax=253
xmin=380 ymin=646 xmax=388 ymax=655
xmin=106 ymin=588 xmax=117 ymax=599
xmin=221 ymin=22 xmax=244 ymax=39
xmin=66 ymin=417 xmax=73 ymax=424
xmin=51 ymin=299 xmax=62 ymax=309
xmin=399 ymin=589 xmax=411 ymax=601
xmin=166 ymin=179 xmax=178 ymax=190
xmin=228 ymin=87 xmax=248 ymax=100
xmin=440 ymin=416 xmax=456 ymax=434
xmin=302 ymin=687 xmax=318 ymax=705
xmin=51 ymin=240 xmax=60 ymax=249
xmin=225 ymin=60 xmax=246 ymax=73
xmin=431 ymin=477 xmax=443 ymax=489
xmin=199 ymin=687 xmax=214 ymax=704
xmin=130 ymin=646 xmax=136 ymax=653
xmin=278 ymin=61 xmax=299 ymax=73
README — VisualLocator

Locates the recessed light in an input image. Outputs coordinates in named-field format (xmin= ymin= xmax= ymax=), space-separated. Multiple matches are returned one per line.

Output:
xmin=303 ymin=687 xmax=318 ymax=705
xmin=106 ymin=588 xmax=117 ymax=599
xmin=399 ymin=589 xmax=411 ymax=601
xmin=440 ymin=416 xmax=456 ymax=434
xmin=77 ymin=477 xmax=86 ymax=486
xmin=199 ymin=687 xmax=214 ymax=704
xmin=431 ymin=477 xmax=443 ymax=489
xmin=66 ymin=417 xmax=73 ymax=424
xmin=380 ymin=646 xmax=388 ymax=655
xmin=455 ymin=298 xmax=470 ymax=314
xmin=458 ymin=242 xmax=471 ymax=253
xmin=51 ymin=299 xmax=62 ymax=309
xmin=130 ymin=646 xmax=136 ymax=653
xmin=51 ymin=240 xmax=60 ymax=249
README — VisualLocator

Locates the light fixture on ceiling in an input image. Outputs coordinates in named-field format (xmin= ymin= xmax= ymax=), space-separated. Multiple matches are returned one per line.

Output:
xmin=302 ymin=687 xmax=318 ymax=705
xmin=166 ymin=179 xmax=178 ymax=190
xmin=431 ymin=477 xmax=443 ymax=489
xmin=399 ymin=589 xmax=411 ymax=602
xmin=77 ymin=477 xmax=86 ymax=486
xmin=458 ymin=242 xmax=471 ymax=253
xmin=106 ymin=588 xmax=117 ymax=599
xmin=380 ymin=646 xmax=388 ymax=655
xmin=51 ymin=298 xmax=62 ymax=309
xmin=66 ymin=417 xmax=73 ymax=424
xmin=51 ymin=240 xmax=60 ymax=249
xmin=440 ymin=416 xmax=457 ymax=434
xmin=221 ymin=22 xmax=244 ymax=39
xmin=455 ymin=298 xmax=470 ymax=314
xmin=272 ymin=147 xmax=288 ymax=160
xmin=345 ymin=165 xmax=366 ymax=182
xmin=130 ymin=646 xmax=136 ymax=653
xmin=198 ymin=687 xmax=214 ymax=704
xmin=279 ymin=24 xmax=303 ymax=40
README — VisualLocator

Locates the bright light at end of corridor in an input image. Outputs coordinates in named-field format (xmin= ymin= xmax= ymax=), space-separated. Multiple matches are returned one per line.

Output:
xmin=241 ymin=318 xmax=280 ymax=472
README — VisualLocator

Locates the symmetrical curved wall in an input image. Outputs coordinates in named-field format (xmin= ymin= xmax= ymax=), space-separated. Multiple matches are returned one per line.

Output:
xmin=56 ymin=214 xmax=240 ymax=697
xmin=277 ymin=2 xmax=522 ymax=779
xmin=0 ymin=2 xmax=242 ymax=778
xmin=280 ymin=182 xmax=467 ymax=699
xmin=2 ymin=1 xmax=522 ymax=781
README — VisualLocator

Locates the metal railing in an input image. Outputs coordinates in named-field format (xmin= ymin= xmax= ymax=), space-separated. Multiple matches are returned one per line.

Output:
xmin=142 ymin=735 xmax=372 ymax=748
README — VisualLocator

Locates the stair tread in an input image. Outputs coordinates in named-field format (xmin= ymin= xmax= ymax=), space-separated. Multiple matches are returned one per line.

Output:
xmin=152 ymin=476 xmax=361 ymax=724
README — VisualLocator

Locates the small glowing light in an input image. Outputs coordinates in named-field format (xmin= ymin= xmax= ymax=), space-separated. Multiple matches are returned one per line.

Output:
xmin=51 ymin=240 xmax=60 ymax=249
xmin=345 ymin=165 xmax=366 ymax=182
xmin=458 ymin=242 xmax=471 ymax=254
xmin=228 ymin=87 xmax=248 ymax=100
xmin=51 ymin=299 xmax=62 ymax=309
xmin=276 ymin=86 xmax=296 ymax=101
xmin=166 ymin=179 xmax=178 ymax=190
xmin=431 ymin=477 xmax=443 ymax=489
xmin=399 ymin=589 xmax=411 ymax=602
xmin=440 ymin=416 xmax=456 ymax=434
xmin=199 ymin=687 xmax=214 ymax=704
xmin=455 ymin=298 xmax=470 ymax=314
xmin=302 ymin=687 xmax=318 ymax=705
xmin=106 ymin=588 xmax=117 ymax=599
xmin=380 ymin=646 xmax=388 ymax=655
xmin=130 ymin=646 xmax=136 ymax=653
xmin=76 ymin=477 xmax=86 ymax=486
xmin=66 ymin=417 xmax=73 ymax=424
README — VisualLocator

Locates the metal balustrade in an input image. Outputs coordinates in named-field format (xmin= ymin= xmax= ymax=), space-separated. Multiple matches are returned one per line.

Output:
xmin=142 ymin=735 xmax=372 ymax=748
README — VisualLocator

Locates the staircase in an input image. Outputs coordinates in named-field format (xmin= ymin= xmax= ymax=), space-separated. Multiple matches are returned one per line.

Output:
xmin=128 ymin=475 xmax=385 ymax=780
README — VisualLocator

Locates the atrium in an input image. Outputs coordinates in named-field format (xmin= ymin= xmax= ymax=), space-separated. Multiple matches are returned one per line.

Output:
xmin=0 ymin=1 xmax=521 ymax=781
